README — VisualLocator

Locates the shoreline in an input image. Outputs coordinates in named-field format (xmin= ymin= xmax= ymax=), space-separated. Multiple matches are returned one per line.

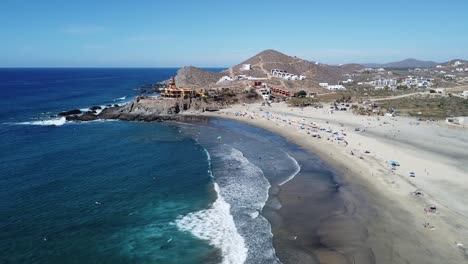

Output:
xmin=30 ymin=95 xmax=468 ymax=263
xmin=195 ymin=102 xmax=468 ymax=263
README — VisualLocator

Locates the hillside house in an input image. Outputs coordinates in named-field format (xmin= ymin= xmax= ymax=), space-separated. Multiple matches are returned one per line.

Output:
xmin=240 ymin=64 xmax=251 ymax=71
xmin=372 ymin=79 xmax=397 ymax=89
xmin=217 ymin=76 xmax=234 ymax=84
xmin=403 ymin=76 xmax=433 ymax=88
xmin=340 ymin=79 xmax=354 ymax=85
xmin=271 ymin=69 xmax=306 ymax=80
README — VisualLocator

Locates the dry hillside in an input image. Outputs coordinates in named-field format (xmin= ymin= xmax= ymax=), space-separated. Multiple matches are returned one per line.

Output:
xmin=174 ymin=49 xmax=364 ymax=91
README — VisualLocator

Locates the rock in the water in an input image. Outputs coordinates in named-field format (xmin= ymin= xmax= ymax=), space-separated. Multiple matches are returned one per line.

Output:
xmin=89 ymin=106 xmax=102 ymax=111
xmin=58 ymin=109 xmax=82 ymax=116
xmin=66 ymin=112 xmax=98 ymax=121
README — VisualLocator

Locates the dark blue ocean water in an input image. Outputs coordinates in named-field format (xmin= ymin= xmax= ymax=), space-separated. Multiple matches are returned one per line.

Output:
xmin=0 ymin=68 xmax=304 ymax=264
xmin=0 ymin=69 xmax=225 ymax=264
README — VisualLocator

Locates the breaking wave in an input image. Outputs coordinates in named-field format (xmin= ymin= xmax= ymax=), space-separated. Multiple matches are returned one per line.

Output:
xmin=175 ymin=148 xmax=248 ymax=264
xmin=212 ymin=147 xmax=280 ymax=264
xmin=14 ymin=117 xmax=67 ymax=126
xmin=278 ymin=153 xmax=301 ymax=186
xmin=113 ymin=96 xmax=127 ymax=101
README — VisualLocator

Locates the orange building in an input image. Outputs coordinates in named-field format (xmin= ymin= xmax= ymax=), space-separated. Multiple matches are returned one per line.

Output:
xmin=161 ymin=77 xmax=196 ymax=98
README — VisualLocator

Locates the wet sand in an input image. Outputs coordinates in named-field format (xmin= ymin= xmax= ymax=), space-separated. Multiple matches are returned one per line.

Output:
xmin=263 ymin=144 xmax=377 ymax=264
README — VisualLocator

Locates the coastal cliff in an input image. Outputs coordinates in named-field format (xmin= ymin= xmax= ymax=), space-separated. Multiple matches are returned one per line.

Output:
xmin=64 ymin=97 xmax=226 ymax=122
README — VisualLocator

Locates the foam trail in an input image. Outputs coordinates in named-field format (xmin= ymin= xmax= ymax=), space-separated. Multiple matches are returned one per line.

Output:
xmin=215 ymin=147 xmax=280 ymax=264
xmin=15 ymin=117 xmax=66 ymax=126
xmin=113 ymin=96 xmax=127 ymax=101
xmin=278 ymin=153 xmax=301 ymax=186
xmin=175 ymin=148 xmax=248 ymax=264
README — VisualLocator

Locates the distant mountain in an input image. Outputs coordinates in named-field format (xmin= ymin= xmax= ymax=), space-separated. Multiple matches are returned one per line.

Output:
xmin=362 ymin=58 xmax=439 ymax=69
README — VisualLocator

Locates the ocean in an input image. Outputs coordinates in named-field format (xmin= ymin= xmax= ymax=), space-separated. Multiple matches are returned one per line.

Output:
xmin=0 ymin=68 xmax=306 ymax=264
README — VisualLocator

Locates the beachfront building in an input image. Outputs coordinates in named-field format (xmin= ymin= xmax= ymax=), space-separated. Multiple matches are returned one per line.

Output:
xmin=161 ymin=77 xmax=196 ymax=98
xmin=271 ymin=87 xmax=293 ymax=97
xmin=256 ymin=87 xmax=272 ymax=100
xmin=271 ymin=69 xmax=306 ymax=81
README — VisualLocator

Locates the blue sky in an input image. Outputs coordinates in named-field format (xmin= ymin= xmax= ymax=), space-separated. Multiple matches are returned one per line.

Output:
xmin=1 ymin=0 xmax=467 ymax=67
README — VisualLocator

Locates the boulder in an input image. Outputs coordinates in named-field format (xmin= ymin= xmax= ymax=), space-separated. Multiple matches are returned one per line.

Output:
xmin=89 ymin=106 xmax=102 ymax=111
xmin=205 ymin=106 xmax=220 ymax=112
xmin=58 ymin=109 xmax=81 ymax=116
xmin=66 ymin=112 xmax=98 ymax=121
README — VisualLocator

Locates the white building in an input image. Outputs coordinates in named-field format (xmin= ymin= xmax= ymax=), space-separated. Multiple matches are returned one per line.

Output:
xmin=217 ymin=76 xmax=233 ymax=84
xmin=240 ymin=64 xmax=251 ymax=71
xmin=319 ymin=83 xmax=329 ymax=88
xmin=462 ymin=91 xmax=468 ymax=98
xmin=271 ymin=69 xmax=306 ymax=81
xmin=403 ymin=76 xmax=433 ymax=88
xmin=246 ymin=76 xmax=268 ymax=81
xmin=453 ymin=61 xmax=464 ymax=67
xmin=341 ymin=79 xmax=354 ymax=84
xmin=372 ymin=79 xmax=397 ymax=89
xmin=327 ymin=85 xmax=346 ymax=90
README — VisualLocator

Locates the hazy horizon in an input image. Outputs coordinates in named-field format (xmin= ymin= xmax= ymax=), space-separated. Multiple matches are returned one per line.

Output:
xmin=1 ymin=0 xmax=467 ymax=67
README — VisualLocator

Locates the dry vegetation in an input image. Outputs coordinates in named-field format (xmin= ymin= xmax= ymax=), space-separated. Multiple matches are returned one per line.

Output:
xmin=377 ymin=95 xmax=468 ymax=119
xmin=287 ymin=97 xmax=322 ymax=107
xmin=316 ymin=88 xmax=414 ymax=102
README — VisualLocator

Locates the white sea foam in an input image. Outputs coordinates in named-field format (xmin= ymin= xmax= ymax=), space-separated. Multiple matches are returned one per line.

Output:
xmin=15 ymin=117 xmax=66 ymax=126
xmin=278 ymin=153 xmax=301 ymax=186
xmin=175 ymin=183 xmax=248 ymax=264
xmin=214 ymin=147 xmax=280 ymax=264
xmin=113 ymin=96 xmax=127 ymax=101
xmin=175 ymin=148 xmax=248 ymax=264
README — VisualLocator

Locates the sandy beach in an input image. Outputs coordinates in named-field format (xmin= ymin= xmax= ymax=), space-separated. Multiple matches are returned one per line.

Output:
xmin=194 ymin=102 xmax=468 ymax=263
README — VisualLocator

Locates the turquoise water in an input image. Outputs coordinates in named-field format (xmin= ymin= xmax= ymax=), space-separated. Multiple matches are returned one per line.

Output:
xmin=0 ymin=68 xmax=303 ymax=264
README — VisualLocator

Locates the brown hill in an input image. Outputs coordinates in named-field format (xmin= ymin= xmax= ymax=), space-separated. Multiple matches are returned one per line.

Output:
xmin=229 ymin=49 xmax=362 ymax=84
xmin=174 ymin=50 xmax=363 ymax=90
xmin=174 ymin=66 xmax=224 ymax=88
